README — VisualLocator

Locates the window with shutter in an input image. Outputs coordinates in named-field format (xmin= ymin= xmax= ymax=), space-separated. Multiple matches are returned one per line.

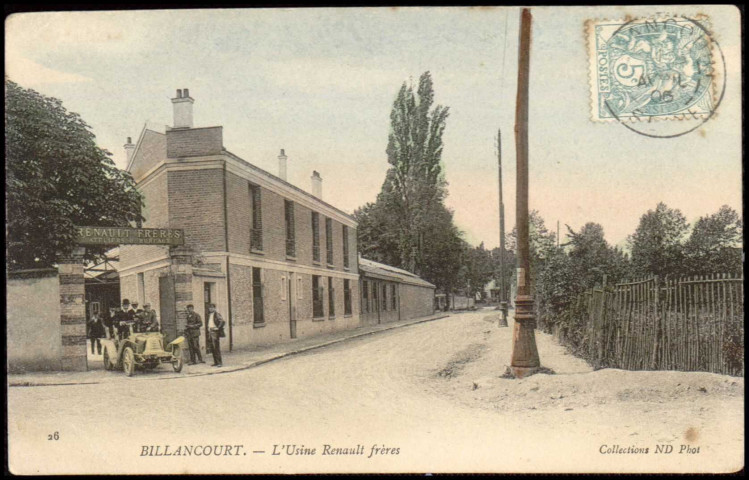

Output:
xmin=328 ymin=277 xmax=335 ymax=318
xmin=252 ymin=267 xmax=264 ymax=325
xmin=342 ymin=225 xmax=349 ymax=268
xmin=325 ymin=218 xmax=333 ymax=266
xmin=285 ymin=200 xmax=295 ymax=257
xmin=312 ymin=275 xmax=324 ymax=318
xmin=344 ymin=279 xmax=352 ymax=315
xmin=249 ymin=183 xmax=263 ymax=252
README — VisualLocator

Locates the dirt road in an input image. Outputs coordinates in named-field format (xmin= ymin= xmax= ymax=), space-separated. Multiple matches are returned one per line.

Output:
xmin=7 ymin=310 xmax=743 ymax=474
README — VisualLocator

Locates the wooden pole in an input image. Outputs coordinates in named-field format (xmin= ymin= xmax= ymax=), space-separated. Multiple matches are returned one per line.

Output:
xmin=497 ymin=128 xmax=508 ymax=327
xmin=510 ymin=8 xmax=541 ymax=377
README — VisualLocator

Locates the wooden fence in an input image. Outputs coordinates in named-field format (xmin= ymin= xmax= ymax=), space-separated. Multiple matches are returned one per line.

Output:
xmin=548 ymin=273 xmax=744 ymax=376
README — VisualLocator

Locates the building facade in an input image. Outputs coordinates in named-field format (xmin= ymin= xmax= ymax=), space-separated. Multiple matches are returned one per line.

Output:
xmin=119 ymin=89 xmax=360 ymax=352
xmin=358 ymin=257 xmax=435 ymax=325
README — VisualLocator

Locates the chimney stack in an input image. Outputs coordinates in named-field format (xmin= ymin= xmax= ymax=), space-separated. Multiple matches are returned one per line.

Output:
xmin=311 ymin=170 xmax=322 ymax=199
xmin=171 ymin=88 xmax=194 ymax=128
xmin=278 ymin=149 xmax=288 ymax=181
xmin=124 ymin=136 xmax=135 ymax=164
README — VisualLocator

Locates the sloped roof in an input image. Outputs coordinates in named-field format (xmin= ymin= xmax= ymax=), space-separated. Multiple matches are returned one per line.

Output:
xmin=358 ymin=257 xmax=435 ymax=288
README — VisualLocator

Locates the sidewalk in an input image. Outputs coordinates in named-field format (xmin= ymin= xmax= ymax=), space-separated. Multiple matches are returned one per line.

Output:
xmin=8 ymin=312 xmax=450 ymax=387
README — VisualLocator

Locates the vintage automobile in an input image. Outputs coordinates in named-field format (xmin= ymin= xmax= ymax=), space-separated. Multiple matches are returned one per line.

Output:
xmin=101 ymin=321 xmax=185 ymax=376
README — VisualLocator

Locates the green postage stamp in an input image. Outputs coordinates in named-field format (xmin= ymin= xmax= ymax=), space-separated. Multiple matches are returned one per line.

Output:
xmin=587 ymin=14 xmax=718 ymax=122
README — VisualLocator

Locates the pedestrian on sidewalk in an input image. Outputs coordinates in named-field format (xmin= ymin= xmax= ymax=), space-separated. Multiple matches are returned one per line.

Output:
xmin=206 ymin=303 xmax=226 ymax=367
xmin=184 ymin=304 xmax=205 ymax=365
xmin=87 ymin=312 xmax=106 ymax=355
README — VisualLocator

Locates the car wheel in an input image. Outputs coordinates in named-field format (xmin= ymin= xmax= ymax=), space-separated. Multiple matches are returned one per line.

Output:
xmin=172 ymin=345 xmax=183 ymax=373
xmin=123 ymin=347 xmax=135 ymax=377
xmin=103 ymin=348 xmax=112 ymax=371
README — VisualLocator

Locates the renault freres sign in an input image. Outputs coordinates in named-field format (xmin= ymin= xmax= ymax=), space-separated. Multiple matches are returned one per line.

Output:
xmin=75 ymin=226 xmax=185 ymax=246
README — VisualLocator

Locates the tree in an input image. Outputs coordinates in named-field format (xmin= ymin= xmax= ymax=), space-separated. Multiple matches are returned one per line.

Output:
xmin=460 ymin=242 xmax=495 ymax=298
xmin=684 ymin=205 xmax=743 ymax=275
xmin=5 ymin=79 xmax=143 ymax=270
xmin=381 ymin=71 xmax=450 ymax=273
xmin=356 ymin=72 xmax=464 ymax=293
xmin=565 ymin=222 xmax=631 ymax=288
xmin=628 ymin=202 xmax=689 ymax=278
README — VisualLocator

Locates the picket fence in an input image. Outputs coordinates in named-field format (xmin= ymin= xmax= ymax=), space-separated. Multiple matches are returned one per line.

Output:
xmin=546 ymin=273 xmax=744 ymax=376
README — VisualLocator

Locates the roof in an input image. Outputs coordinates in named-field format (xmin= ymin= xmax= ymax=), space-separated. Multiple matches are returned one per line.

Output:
xmin=358 ymin=257 xmax=435 ymax=288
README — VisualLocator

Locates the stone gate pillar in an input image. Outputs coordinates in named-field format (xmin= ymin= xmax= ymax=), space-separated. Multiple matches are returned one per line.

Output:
xmin=58 ymin=246 xmax=87 ymax=371
xmin=170 ymin=246 xmax=194 ymax=336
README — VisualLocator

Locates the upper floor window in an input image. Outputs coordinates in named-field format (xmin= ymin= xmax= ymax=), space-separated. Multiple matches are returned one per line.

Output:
xmin=249 ymin=183 xmax=263 ymax=252
xmin=325 ymin=218 xmax=334 ymax=266
xmin=285 ymin=200 xmax=295 ymax=257
xmin=342 ymin=225 xmax=350 ymax=268
xmin=312 ymin=212 xmax=321 ymax=263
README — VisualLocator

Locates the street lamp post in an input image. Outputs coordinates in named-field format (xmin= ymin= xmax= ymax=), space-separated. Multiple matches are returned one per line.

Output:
xmin=510 ymin=7 xmax=541 ymax=378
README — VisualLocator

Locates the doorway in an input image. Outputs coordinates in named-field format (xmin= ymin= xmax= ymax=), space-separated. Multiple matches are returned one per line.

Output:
xmin=203 ymin=282 xmax=215 ymax=353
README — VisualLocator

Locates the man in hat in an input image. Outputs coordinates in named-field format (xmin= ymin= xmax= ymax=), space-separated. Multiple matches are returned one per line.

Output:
xmin=184 ymin=304 xmax=205 ymax=365
xmin=113 ymin=299 xmax=135 ymax=340
xmin=205 ymin=303 xmax=226 ymax=367
xmin=140 ymin=303 xmax=159 ymax=332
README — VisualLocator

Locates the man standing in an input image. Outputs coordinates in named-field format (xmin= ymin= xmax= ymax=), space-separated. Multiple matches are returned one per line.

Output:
xmin=114 ymin=299 xmax=135 ymax=340
xmin=206 ymin=303 xmax=226 ymax=367
xmin=140 ymin=303 xmax=159 ymax=332
xmin=87 ymin=312 xmax=106 ymax=355
xmin=184 ymin=304 xmax=205 ymax=365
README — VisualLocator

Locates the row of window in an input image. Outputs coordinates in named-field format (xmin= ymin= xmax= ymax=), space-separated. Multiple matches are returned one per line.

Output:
xmin=251 ymin=267 xmax=353 ymax=325
xmin=249 ymin=182 xmax=349 ymax=268
xmin=361 ymin=280 xmax=398 ymax=314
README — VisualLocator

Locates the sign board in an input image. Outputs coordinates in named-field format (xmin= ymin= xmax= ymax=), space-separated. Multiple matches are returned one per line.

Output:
xmin=75 ymin=226 xmax=185 ymax=246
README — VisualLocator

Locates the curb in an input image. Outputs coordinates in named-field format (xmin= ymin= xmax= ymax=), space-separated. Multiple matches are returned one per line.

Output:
xmin=9 ymin=314 xmax=450 ymax=388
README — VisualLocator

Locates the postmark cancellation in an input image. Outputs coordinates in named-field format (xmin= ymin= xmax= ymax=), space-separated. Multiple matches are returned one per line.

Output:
xmin=587 ymin=14 xmax=718 ymax=123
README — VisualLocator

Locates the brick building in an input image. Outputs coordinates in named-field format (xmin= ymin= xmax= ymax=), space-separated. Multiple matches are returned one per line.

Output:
xmin=119 ymin=89 xmax=361 ymax=352
xmin=358 ymin=257 xmax=435 ymax=325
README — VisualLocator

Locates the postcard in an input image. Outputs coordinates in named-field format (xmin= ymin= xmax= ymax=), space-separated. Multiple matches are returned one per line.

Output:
xmin=5 ymin=6 xmax=743 ymax=474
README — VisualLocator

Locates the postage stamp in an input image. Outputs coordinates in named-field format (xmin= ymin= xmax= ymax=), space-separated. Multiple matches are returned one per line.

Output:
xmin=587 ymin=15 xmax=717 ymax=123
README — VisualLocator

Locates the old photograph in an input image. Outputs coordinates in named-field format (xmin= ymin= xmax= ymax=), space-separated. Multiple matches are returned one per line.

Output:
xmin=5 ymin=6 xmax=743 ymax=474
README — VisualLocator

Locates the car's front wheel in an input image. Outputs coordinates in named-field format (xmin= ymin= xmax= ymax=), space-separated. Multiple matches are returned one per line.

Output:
xmin=103 ymin=348 xmax=112 ymax=371
xmin=172 ymin=345 xmax=183 ymax=373
xmin=122 ymin=347 xmax=135 ymax=377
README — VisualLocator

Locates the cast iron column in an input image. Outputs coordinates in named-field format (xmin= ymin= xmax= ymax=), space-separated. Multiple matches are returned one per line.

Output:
xmin=510 ymin=8 xmax=540 ymax=377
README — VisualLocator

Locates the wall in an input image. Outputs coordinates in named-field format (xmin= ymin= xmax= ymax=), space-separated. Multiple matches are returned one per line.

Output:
xmin=7 ymin=271 xmax=62 ymax=372
xmin=168 ymin=168 xmax=226 ymax=253
xmin=166 ymin=126 xmax=223 ymax=158
xmin=400 ymin=283 xmax=435 ymax=320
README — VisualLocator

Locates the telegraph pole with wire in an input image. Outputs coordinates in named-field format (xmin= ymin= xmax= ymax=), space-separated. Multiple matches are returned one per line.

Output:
xmin=496 ymin=128 xmax=508 ymax=327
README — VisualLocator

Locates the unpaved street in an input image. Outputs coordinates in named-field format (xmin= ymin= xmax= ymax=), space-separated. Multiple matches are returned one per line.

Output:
xmin=8 ymin=310 xmax=743 ymax=474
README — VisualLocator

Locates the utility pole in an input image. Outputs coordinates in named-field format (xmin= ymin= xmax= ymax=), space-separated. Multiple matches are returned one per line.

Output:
xmin=510 ymin=8 xmax=541 ymax=378
xmin=497 ymin=128 xmax=508 ymax=327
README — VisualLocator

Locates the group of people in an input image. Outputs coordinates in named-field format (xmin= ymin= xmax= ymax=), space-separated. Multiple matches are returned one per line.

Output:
xmin=86 ymin=299 xmax=160 ymax=355
xmin=86 ymin=298 xmax=226 ymax=369
xmin=184 ymin=303 xmax=225 ymax=367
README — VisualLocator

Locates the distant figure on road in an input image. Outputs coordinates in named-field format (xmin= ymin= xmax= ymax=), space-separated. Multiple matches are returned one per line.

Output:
xmin=87 ymin=312 xmax=106 ymax=355
xmin=206 ymin=303 xmax=226 ymax=367
xmin=185 ymin=304 xmax=205 ymax=365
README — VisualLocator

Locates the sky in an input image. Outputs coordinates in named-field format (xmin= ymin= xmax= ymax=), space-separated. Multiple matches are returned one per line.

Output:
xmin=5 ymin=6 xmax=742 ymax=250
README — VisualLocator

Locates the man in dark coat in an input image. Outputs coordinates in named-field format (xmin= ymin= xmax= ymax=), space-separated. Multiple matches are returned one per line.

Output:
xmin=113 ymin=299 xmax=135 ymax=340
xmin=205 ymin=303 xmax=226 ymax=367
xmin=87 ymin=312 xmax=106 ymax=355
xmin=184 ymin=304 xmax=205 ymax=365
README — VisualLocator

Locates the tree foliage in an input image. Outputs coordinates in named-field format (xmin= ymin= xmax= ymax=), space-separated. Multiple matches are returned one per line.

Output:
xmin=356 ymin=72 xmax=466 ymax=292
xmin=684 ymin=205 xmax=743 ymax=275
xmin=5 ymin=79 xmax=144 ymax=270
xmin=628 ymin=202 xmax=689 ymax=278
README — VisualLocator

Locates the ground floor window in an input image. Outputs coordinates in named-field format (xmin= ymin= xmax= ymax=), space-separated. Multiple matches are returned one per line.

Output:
xmin=312 ymin=275 xmax=324 ymax=318
xmin=362 ymin=280 xmax=369 ymax=313
xmin=391 ymin=284 xmax=397 ymax=310
xmin=252 ymin=267 xmax=264 ymax=324
xmin=344 ymin=279 xmax=352 ymax=315
xmin=382 ymin=283 xmax=388 ymax=311
xmin=328 ymin=277 xmax=335 ymax=318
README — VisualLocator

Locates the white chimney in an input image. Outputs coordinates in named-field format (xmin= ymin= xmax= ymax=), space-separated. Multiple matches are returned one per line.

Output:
xmin=171 ymin=88 xmax=194 ymax=128
xmin=311 ymin=170 xmax=322 ymax=199
xmin=278 ymin=149 xmax=288 ymax=181
xmin=124 ymin=136 xmax=135 ymax=164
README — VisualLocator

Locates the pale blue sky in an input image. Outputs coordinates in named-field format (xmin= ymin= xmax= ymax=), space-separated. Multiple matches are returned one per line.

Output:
xmin=6 ymin=7 xmax=742 ymax=249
